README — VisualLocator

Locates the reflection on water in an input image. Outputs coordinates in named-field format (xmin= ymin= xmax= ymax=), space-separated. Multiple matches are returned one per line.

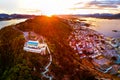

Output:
xmin=0 ymin=18 xmax=120 ymax=38
xmin=0 ymin=19 xmax=27 ymax=29
xmin=81 ymin=18 xmax=120 ymax=38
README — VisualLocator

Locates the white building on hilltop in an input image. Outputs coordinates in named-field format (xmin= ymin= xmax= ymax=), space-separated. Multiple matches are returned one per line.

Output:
xmin=23 ymin=40 xmax=47 ymax=54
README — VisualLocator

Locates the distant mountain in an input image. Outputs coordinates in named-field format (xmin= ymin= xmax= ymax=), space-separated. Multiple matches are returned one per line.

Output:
xmin=0 ymin=13 xmax=35 ymax=21
xmin=1 ymin=13 xmax=120 ymax=20
xmin=0 ymin=14 xmax=10 ymax=18
xmin=74 ymin=13 xmax=120 ymax=19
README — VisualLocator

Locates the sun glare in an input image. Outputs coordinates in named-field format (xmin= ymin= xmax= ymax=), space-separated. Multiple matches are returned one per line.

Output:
xmin=45 ymin=13 xmax=53 ymax=17
xmin=19 ymin=0 xmax=81 ymax=15
xmin=18 ymin=0 xmax=118 ymax=15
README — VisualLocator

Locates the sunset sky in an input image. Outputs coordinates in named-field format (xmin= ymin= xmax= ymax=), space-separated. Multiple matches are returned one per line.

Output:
xmin=0 ymin=0 xmax=120 ymax=15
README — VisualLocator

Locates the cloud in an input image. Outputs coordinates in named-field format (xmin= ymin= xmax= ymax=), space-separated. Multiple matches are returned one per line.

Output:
xmin=88 ymin=0 xmax=120 ymax=8
xmin=75 ymin=0 xmax=120 ymax=9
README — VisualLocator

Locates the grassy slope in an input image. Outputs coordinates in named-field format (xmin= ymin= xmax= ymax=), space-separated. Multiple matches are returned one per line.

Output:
xmin=0 ymin=16 xmax=119 ymax=80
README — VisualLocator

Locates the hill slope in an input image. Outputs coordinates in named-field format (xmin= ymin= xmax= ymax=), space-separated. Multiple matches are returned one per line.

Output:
xmin=0 ymin=16 xmax=119 ymax=80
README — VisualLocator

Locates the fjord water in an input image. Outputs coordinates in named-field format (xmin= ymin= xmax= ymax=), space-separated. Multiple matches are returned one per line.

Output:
xmin=0 ymin=19 xmax=26 ymax=29
xmin=81 ymin=17 xmax=120 ymax=38
xmin=0 ymin=18 xmax=120 ymax=38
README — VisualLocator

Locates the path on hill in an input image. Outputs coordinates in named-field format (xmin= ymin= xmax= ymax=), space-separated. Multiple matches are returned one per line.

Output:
xmin=13 ymin=26 xmax=53 ymax=80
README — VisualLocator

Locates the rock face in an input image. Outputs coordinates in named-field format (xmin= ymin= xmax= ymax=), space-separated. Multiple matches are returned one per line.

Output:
xmin=0 ymin=16 xmax=120 ymax=80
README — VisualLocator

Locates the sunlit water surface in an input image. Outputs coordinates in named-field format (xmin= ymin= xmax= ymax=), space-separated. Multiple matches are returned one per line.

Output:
xmin=0 ymin=19 xmax=27 ymax=29
xmin=81 ymin=17 xmax=120 ymax=38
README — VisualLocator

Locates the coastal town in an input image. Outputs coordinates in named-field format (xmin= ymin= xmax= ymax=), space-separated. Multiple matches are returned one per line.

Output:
xmin=67 ymin=18 xmax=120 ymax=78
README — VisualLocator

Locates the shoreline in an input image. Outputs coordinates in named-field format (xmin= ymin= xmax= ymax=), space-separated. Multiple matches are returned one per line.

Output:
xmin=68 ymin=18 xmax=120 ymax=78
xmin=0 ymin=19 xmax=27 ymax=30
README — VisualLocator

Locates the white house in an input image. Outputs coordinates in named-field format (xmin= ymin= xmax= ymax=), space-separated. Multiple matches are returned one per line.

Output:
xmin=23 ymin=40 xmax=47 ymax=54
